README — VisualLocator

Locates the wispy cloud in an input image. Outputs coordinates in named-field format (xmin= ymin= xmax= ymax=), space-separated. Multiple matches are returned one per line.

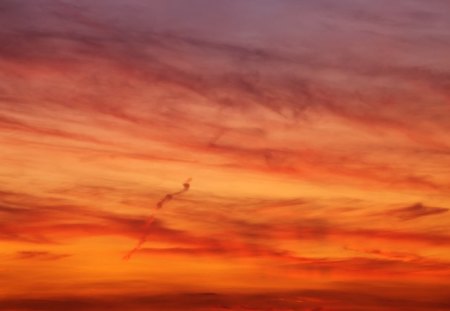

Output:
xmin=123 ymin=178 xmax=192 ymax=260
xmin=385 ymin=202 xmax=448 ymax=220
xmin=15 ymin=251 xmax=70 ymax=261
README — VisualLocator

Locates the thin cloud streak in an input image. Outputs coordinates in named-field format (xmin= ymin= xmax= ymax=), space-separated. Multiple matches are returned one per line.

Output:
xmin=15 ymin=251 xmax=70 ymax=261
xmin=123 ymin=179 xmax=192 ymax=260
xmin=385 ymin=202 xmax=449 ymax=220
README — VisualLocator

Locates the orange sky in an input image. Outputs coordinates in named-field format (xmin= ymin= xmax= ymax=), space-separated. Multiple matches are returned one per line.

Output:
xmin=1 ymin=0 xmax=450 ymax=310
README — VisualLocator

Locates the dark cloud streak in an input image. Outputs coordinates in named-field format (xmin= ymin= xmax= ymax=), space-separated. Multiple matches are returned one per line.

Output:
xmin=123 ymin=179 xmax=192 ymax=260
xmin=15 ymin=250 xmax=70 ymax=261
xmin=385 ymin=202 xmax=448 ymax=220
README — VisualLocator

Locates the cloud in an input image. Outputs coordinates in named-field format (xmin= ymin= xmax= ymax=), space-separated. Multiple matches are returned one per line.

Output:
xmin=280 ymin=256 xmax=450 ymax=280
xmin=1 ymin=285 xmax=450 ymax=311
xmin=138 ymin=243 xmax=295 ymax=261
xmin=15 ymin=251 xmax=70 ymax=261
xmin=3 ymin=188 xmax=449 ymax=256
xmin=123 ymin=178 xmax=192 ymax=260
xmin=0 ymin=188 xmax=218 ymax=249
xmin=1 ymin=3 xmax=449 ymax=196
xmin=385 ymin=202 xmax=448 ymax=220
xmin=344 ymin=246 xmax=423 ymax=262
xmin=1 ymin=28 xmax=448 ymax=195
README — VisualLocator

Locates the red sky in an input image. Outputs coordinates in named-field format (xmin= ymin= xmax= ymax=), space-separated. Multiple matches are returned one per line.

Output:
xmin=1 ymin=0 xmax=450 ymax=310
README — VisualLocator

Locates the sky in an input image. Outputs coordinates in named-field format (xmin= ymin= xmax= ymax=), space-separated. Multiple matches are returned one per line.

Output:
xmin=0 ymin=0 xmax=450 ymax=310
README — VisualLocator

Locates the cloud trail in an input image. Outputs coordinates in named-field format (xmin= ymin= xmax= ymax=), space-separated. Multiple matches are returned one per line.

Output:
xmin=385 ymin=202 xmax=448 ymax=221
xmin=15 ymin=251 xmax=70 ymax=261
xmin=123 ymin=178 xmax=192 ymax=260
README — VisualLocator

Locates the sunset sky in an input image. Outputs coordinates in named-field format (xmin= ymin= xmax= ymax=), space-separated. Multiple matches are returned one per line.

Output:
xmin=1 ymin=0 xmax=450 ymax=310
